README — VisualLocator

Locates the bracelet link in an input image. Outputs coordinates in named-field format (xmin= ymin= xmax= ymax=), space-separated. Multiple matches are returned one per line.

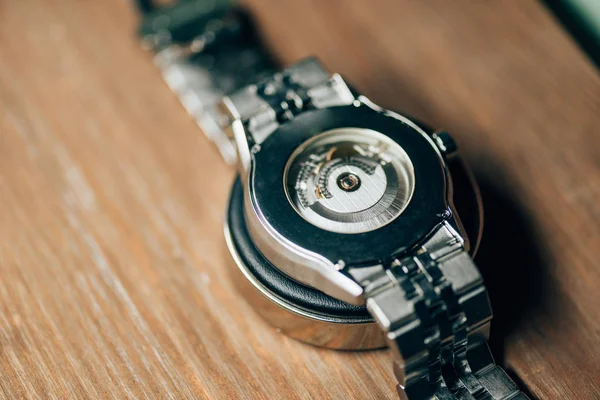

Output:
xmin=140 ymin=4 xmax=276 ymax=164
xmin=219 ymin=58 xmax=355 ymax=151
xmin=355 ymin=222 xmax=527 ymax=400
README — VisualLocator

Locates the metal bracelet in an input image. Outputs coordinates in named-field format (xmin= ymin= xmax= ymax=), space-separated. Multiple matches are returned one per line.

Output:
xmin=139 ymin=1 xmax=277 ymax=163
xmin=139 ymin=1 xmax=355 ymax=164
xmin=349 ymin=223 xmax=529 ymax=400
xmin=138 ymin=3 xmax=528 ymax=399
xmin=218 ymin=58 xmax=355 ymax=148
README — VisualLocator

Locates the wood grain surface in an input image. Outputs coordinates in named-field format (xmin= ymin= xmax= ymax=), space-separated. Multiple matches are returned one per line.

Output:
xmin=2 ymin=0 xmax=600 ymax=399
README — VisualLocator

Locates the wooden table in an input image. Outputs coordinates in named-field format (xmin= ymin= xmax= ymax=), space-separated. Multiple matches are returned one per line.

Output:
xmin=2 ymin=0 xmax=599 ymax=398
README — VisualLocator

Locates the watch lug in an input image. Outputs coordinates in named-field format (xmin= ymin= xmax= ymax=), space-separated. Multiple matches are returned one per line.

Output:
xmin=443 ymin=155 xmax=472 ymax=254
xmin=422 ymin=221 xmax=464 ymax=258
xmin=448 ymin=205 xmax=471 ymax=254
xmin=232 ymin=119 xmax=252 ymax=176
xmin=217 ymin=97 xmax=253 ymax=175
xmin=318 ymin=267 xmax=366 ymax=306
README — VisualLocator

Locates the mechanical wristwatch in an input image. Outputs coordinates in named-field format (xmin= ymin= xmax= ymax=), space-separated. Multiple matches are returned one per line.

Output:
xmin=136 ymin=1 xmax=529 ymax=399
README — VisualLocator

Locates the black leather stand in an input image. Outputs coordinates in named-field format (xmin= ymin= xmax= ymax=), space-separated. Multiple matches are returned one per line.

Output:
xmin=226 ymin=155 xmax=481 ymax=320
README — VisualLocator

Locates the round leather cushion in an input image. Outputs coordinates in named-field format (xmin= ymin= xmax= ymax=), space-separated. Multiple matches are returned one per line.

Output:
xmin=227 ymin=177 xmax=370 ymax=318
xmin=226 ymin=152 xmax=482 ymax=318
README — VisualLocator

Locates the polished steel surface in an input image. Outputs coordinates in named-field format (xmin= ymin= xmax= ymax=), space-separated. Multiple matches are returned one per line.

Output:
xmin=224 ymin=221 xmax=387 ymax=350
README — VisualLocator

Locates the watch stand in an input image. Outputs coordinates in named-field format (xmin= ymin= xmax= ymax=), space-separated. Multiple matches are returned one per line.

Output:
xmin=224 ymin=156 xmax=482 ymax=350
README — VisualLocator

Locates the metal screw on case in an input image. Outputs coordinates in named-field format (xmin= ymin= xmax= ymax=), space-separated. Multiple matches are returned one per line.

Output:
xmin=135 ymin=1 xmax=530 ymax=399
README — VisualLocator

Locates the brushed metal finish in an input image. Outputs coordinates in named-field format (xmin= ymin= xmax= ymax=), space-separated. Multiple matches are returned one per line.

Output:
xmin=283 ymin=128 xmax=416 ymax=234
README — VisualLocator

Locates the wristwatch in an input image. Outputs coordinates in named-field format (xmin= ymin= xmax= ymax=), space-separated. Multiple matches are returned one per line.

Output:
xmin=136 ymin=1 xmax=529 ymax=399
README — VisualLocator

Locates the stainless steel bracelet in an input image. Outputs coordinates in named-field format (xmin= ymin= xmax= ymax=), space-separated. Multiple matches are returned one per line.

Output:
xmin=138 ymin=2 xmax=528 ymax=399
xmin=349 ymin=223 xmax=528 ymax=400
xmin=140 ymin=1 xmax=355 ymax=165
xmin=140 ymin=1 xmax=277 ymax=163
xmin=216 ymin=58 xmax=356 ymax=169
